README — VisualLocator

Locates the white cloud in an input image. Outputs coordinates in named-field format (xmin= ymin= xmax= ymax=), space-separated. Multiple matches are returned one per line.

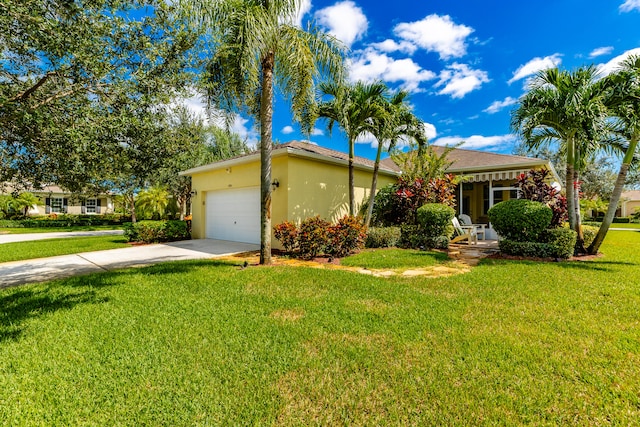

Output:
xmin=483 ymin=96 xmax=517 ymax=114
xmin=432 ymin=134 xmax=517 ymax=151
xmin=315 ymin=1 xmax=368 ymax=47
xmin=282 ymin=125 xmax=294 ymax=134
xmin=294 ymin=0 xmax=312 ymax=27
xmin=589 ymin=46 xmax=614 ymax=58
xmin=355 ymin=131 xmax=376 ymax=145
xmin=508 ymin=54 xmax=562 ymax=84
xmin=370 ymin=39 xmax=417 ymax=55
xmin=620 ymin=0 xmax=640 ymax=12
xmin=424 ymin=122 xmax=437 ymax=140
xmin=597 ymin=47 xmax=640 ymax=76
xmin=394 ymin=14 xmax=473 ymax=60
xmin=311 ymin=127 xmax=324 ymax=136
xmin=435 ymin=63 xmax=490 ymax=99
xmin=349 ymin=48 xmax=436 ymax=92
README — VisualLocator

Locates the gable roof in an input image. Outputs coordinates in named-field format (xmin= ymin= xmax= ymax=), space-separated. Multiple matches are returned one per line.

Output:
xmin=181 ymin=140 xmax=555 ymax=181
xmin=181 ymin=140 xmax=401 ymax=176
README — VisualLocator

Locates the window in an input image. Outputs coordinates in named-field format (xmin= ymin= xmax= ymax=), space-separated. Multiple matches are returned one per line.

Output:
xmin=86 ymin=198 xmax=97 ymax=214
xmin=50 ymin=197 xmax=64 ymax=213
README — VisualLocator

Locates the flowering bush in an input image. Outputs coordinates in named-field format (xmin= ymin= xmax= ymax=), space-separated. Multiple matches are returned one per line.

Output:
xmin=516 ymin=169 xmax=567 ymax=228
xmin=327 ymin=216 xmax=367 ymax=257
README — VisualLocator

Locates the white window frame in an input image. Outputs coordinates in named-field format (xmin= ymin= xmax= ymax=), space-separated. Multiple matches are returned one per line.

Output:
xmin=85 ymin=198 xmax=97 ymax=214
xmin=50 ymin=197 xmax=64 ymax=213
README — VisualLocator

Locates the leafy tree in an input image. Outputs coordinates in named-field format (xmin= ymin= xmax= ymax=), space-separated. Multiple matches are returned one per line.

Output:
xmin=181 ymin=0 xmax=345 ymax=264
xmin=153 ymin=106 xmax=249 ymax=219
xmin=512 ymin=66 xmax=610 ymax=253
xmin=391 ymin=142 xmax=457 ymax=183
xmin=588 ymin=55 xmax=640 ymax=254
xmin=365 ymin=89 xmax=427 ymax=227
xmin=0 ymin=0 xmax=198 ymax=191
xmin=315 ymin=80 xmax=386 ymax=216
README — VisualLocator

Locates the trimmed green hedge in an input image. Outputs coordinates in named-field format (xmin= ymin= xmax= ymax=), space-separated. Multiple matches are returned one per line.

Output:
xmin=123 ymin=220 xmax=190 ymax=243
xmin=416 ymin=203 xmax=455 ymax=239
xmin=0 ymin=214 xmax=131 ymax=228
xmin=488 ymin=199 xmax=552 ymax=241
xmin=499 ymin=228 xmax=577 ymax=259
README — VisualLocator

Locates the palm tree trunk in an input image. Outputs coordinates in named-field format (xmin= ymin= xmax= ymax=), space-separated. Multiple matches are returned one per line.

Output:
xmin=365 ymin=142 xmax=383 ymax=227
xmin=348 ymin=139 xmax=355 ymax=216
xmin=130 ymin=193 xmax=137 ymax=224
xmin=574 ymin=167 xmax=586 ymax=253
xmin=259 ymin=51 xmax=275 ymax=265
xmin=588 ymin=136 xmax=639 ymax=254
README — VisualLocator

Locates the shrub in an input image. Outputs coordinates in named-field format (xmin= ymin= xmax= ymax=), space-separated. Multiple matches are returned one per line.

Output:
xmin=123 ymin=220 xmax=190 ymax=243
xmin=0 ymin=219 xmax=23 ymax=228
xmin=488 ymin=199 xmax=552 ymax=241
xmin=416 ymin=203 xmax=455 ymax=239
xmin=326 ymin=216 xmax=367 ymax=258
xmin=581 ymin=224 xmax=598 ymax=248
xmin=366 ymin=227 xmax=401 ymax=248
xmin=297 ymin=216 xmax=330 ymax=259
xmin=274 ymin=221 xmax=298 ymax=253
xmin=541 ymin=228 xmax=577 ymax=259
xmin=516 ymin=169 xmax=567 ymax=227
xmin=498 ymin=239 xmax=556 ymax=258
xmin=399 ymin=225 xmax=449 ymax=250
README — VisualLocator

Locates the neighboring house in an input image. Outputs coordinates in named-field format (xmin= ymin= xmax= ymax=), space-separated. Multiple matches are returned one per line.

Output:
xmin=181 ymin=141 xmax=559 ymax=245
xmin=619 ymin=190 xmax=640 ymax=217
xmin=1 ymin=185 xmax=114 ymax=216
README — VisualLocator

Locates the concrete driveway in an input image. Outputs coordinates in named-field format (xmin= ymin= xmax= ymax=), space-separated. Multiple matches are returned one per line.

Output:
xmin=0 ymin=239 xmax=259 ymax=288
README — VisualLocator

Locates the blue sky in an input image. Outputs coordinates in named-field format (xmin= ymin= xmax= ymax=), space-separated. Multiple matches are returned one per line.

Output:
xmin=186 ymin=0 xmax=640 ymax=159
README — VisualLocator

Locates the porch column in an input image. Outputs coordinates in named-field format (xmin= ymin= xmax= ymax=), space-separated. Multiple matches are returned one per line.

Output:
xmin=488 ymin=175 xmax=493 ymax=208
xmin=459 ymin=183 xmax=463 ymax=215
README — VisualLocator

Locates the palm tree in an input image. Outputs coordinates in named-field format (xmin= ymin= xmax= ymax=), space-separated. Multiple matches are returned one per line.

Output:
xmin=136 ymin=186 xmax=170 ymax=219
xmin=511 ymin=66 xmax=609 ymax=252
xmin=315 ymin=80 xmax=387 ymax=216
xmin=588 ymin=55 xmax=640 ymax=254
xmin=365 ymin=89 xmax=426 ymax=227
xmin=182 ymin=0 xmax=345 ymax=265
xmin=13 ymin=192 xmax=40 ymax=217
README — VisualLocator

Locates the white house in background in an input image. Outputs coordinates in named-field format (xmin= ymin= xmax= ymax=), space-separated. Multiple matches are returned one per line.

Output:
xmin=1 ymin=184 xmax=114 ymax=216
xmin=619 ymin=190 xmax=640 ymax=217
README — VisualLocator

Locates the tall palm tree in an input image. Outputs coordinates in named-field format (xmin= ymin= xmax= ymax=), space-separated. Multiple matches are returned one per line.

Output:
xmin=511 ymin=66 xmax=609 ymax=252
xmin=182 ymin=0 xmax=345 ymax=264
xmin=365 ymin=90 xmax=426 ymax=227
xmin=588 ymin=55 xmax=640 ymax=254
xmin=315 ymin=80 xmax=387 ymax=216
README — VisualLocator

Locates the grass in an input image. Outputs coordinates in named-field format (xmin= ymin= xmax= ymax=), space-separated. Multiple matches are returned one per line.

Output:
xmin=607 ymin=222 xmax=640 ymax=229
xmin=0 ymin=235 xmax=130 ymax=263
xmin=0 ymin=225 xmax=123 ymax=234
xmin=341 ymin=247 xmax=450 ymax=269
xmin=0 ymin=232 xmax=639 ymax=425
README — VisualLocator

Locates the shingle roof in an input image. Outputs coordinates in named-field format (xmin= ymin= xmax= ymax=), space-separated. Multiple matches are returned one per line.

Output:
xmin=431 ymin=146 xmax=544 ymax=171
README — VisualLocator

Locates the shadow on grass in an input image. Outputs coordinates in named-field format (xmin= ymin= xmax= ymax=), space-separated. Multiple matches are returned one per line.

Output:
xmin=0 ymin=259 xmax=238 ymax=342
xmin=480 ymin=257 xmax=636 ymax=272
xmin=0 ymin=286 xmax=108 ymax=342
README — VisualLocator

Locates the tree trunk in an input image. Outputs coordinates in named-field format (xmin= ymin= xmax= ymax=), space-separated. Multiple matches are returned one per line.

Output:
xmin=588 ymin=136 xmax=639 ymax=254
xmin=259 ymin=51 xmax=275 ymax=265
xmin=573 ymin=168 xmax=586 ymax=254
xmin=348 ymin=139 xmax=355 ymax=216
xmin=365 ymin=142 xmax=383 ymax=227
xmin=130 ymin=193 xmax=137 ymax=224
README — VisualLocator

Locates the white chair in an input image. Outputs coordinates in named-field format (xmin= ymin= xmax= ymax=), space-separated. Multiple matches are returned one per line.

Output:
xmin=451 ymin=217 xmax=477 ymax=245
xmin=458 ymin=214 xmax=486 ymax=240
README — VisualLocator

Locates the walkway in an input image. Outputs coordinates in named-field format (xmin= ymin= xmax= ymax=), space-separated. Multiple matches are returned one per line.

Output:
xmin=0 ymin=239 xmax=259 ymax=288
xmin=449 ymin=239 xmax=500 ymax=266
xmin=0 ymin=229 xmax=124 ymax=244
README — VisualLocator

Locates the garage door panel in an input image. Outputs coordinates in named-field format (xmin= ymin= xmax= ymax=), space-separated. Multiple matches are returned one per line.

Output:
xmin=205 ymin=187 xmax=260 ymax=244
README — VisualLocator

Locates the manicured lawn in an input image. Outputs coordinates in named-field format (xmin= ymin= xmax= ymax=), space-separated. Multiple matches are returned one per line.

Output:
xmin=0 ymin=232 xmax=639 ymax=425
xmin=0 ymin=225 xmax=123 ymax=234
xmin=341 ymin=247 xmax=450 ymax=269
xmin=607 ymin=222 xmax=640 ymax=229
xmin=0 ymin=235 xmax=130 ymax=263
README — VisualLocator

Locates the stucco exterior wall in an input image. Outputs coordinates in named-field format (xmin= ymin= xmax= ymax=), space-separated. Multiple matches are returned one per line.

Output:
xmin=622 ymin=200 xmax=640 ymax=217
xmin=188 ymin=152 xmax=397 ymax=244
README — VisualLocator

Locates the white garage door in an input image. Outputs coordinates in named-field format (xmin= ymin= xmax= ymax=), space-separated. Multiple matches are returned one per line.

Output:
xmin=205 ymin=187 xmax=260 ymax=244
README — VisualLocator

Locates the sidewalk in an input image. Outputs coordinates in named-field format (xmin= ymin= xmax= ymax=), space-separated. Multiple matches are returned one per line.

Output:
xmin=0 ymin=239 xmax=259 ymax=288
xmin=0 ymin=229 xmax=124 ymax=244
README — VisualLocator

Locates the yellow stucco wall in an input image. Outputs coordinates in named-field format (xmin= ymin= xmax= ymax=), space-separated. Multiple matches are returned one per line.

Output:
xmin=188 ymin=152 xmax=397 ymax=245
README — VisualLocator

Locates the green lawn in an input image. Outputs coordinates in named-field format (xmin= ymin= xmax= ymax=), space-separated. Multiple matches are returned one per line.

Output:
xmin=341 ymin=247 xmax=450 ymax=269
xmin=607 ymin=222 xmax=640 ymax=229
xmin=0 ymin=232 xmax=639 ymax=425
xmin=0 ymin=225 xmax=123 ymax=234
xmin=0 ymin=235 xmax=130 ymax=263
